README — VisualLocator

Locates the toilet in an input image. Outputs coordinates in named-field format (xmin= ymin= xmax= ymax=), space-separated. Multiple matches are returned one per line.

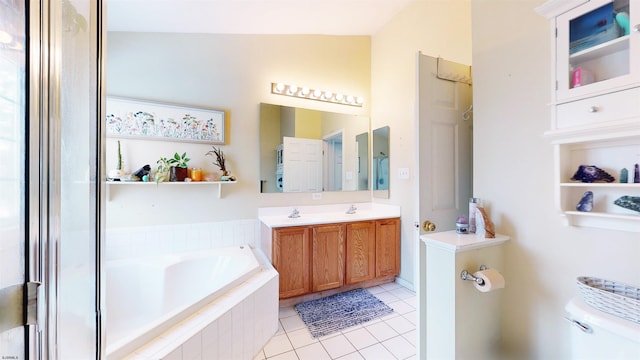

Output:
xmin=565 ymin=297 xmax=640 ymax=359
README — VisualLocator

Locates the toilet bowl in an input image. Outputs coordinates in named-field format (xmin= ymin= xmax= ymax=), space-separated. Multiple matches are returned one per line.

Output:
xmin=565 ymin=297 xmax=640 ymax=359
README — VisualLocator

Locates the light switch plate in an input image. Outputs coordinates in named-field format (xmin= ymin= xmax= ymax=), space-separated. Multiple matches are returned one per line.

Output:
xmin=399 ymin=168 xmax=410 ymax=179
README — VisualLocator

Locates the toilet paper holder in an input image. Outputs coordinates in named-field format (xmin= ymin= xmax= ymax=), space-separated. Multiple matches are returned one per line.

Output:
xmin=460 ymin=265 xmax=488 ymax=285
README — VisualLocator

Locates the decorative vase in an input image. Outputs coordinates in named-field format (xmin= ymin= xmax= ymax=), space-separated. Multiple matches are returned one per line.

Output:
xmin=170 ymin=166 xmax=189 ymax=182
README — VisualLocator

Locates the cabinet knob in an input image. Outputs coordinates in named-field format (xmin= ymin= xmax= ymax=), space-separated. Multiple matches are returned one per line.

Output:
xmin=633 ymin=24 xmax=640 ymax=33
xmin=588 ymin=106 xmax=599 ymax=113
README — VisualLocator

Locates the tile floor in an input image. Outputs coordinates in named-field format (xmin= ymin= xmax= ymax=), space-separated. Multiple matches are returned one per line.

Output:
xmin=254 ymin=283 xmax=417 ymax=360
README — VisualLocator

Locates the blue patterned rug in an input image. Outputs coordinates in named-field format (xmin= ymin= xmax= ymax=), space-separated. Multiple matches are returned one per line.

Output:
xmin=294 ymin=288 xmax=393 ymax=338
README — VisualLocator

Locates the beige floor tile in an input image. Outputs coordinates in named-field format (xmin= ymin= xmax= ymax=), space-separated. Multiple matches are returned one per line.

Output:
xmin=343 ymin=328 xmax=378 ymax=350
xmin=382 ymin=335 xmax=415 ymax=359
xmin=295 ymin=342 xmax=331 ymax=360
xmin=263 ymin=333 xmax=294 ymax=358
xmin=320 ymin=334 xmax=357 ymax=359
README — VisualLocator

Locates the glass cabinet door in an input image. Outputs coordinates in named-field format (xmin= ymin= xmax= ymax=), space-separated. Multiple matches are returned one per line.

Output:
xmin=556 ymin=0 xmax=639 ymax=102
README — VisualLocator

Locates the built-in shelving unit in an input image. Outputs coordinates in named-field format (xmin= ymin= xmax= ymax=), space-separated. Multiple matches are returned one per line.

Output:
xmin=537 ymin=0 xmax=640 ymax=232
xmin=106 ymin=180 xmax=237 ymax=200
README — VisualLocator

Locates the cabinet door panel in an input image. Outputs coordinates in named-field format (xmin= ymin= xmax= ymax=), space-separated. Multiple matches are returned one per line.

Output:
xmin=311 ymin=224 xmax=345 ymax=292
xmin=346 ymin=221 xmax=376 ymax=284
xmin=375 ymin=218 xmax=400 ymax=277
xmin=555 ymin=0 xmax=639 ymax=102
xmin=273 ymin=227 xmax=310 ymax=298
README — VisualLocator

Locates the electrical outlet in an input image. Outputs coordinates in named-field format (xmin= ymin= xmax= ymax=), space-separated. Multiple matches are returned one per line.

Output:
xmin=312 ymin=192 xmax=322 ymax=200
xmin=399 ymin=168 xmax=410 ymax=179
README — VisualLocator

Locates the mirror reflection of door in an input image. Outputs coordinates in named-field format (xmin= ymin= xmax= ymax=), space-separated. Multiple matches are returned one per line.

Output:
xmin=323 ymin=131 xmax=343 ymax=191
xmin=282 ymin=137 xmax=323 ymax=192
xmin=356 ymin=132 xmax=369 ymax=190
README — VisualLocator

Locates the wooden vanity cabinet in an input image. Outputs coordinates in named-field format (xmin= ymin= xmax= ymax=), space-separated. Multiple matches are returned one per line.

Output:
xmin=272 ymin=218 xmax=400 ymax=299
xmin=375 ymin=218 xmax=401 ymax=277
xmin=345 ymin=221 xmax=376 ymax=285
xmin=272 ymin=226 xmax=310 ymax=299
xmin=311 ymin=224 xmax=345 ymax=292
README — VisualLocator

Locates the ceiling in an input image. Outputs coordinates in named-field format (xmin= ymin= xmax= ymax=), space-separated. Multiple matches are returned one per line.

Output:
xmin=106 ymin=0 xmax=413 ymax=35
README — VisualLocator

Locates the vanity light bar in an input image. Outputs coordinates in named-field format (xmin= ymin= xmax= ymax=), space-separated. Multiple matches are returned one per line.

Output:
xmin=271 ymin=82 xmax=364 ymax=107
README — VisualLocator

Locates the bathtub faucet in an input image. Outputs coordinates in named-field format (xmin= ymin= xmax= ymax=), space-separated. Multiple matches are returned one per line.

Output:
xmin=288 ymin=208 xmax=300 ymax=218
xmin=346 ymin=204 xmax=357 ymax=214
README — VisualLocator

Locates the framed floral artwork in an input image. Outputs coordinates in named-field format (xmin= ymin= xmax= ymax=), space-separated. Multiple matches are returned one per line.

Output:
xmin=106 ymin=96 xmax=225 ymax=144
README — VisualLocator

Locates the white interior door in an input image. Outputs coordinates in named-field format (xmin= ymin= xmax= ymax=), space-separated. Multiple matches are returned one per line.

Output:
xmin=417 ymin=54 xmax=473 ymax=234
xmin=416 ymin=53 xmax=473 ymax=359
xmin=282 ymin=136 xmax=323 ymax=192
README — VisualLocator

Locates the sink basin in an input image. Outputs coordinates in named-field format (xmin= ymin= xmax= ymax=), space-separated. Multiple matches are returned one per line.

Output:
xmin=258 ymin=203 xmax=401 ymax=228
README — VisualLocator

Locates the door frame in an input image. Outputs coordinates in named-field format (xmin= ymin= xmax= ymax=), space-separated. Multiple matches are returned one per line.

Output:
xmin=323 ymin=129 xmax=344 ymax=191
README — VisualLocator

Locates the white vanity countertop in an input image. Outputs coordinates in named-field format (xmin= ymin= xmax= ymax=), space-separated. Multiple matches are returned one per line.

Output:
xmin=420 ymin=230 xmax=510 ymax=253
xmin=258 ymin=203 xmax=401 ymax=228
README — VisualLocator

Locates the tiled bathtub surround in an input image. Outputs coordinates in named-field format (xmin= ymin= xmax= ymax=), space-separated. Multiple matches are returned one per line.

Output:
xmin=106 ymin=219 xmax=261 ymax=261
xmin=105 ymin=220 xmax=278 ymax=360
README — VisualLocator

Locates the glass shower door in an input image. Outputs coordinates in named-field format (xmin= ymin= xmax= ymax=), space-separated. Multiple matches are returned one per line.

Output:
xmin=1 ymin=0 xmax=105 ymax=358
xmin=0 ymin=1 xmax=27 ymax=358
xmin=57 ymin=0 xmax=104 ymax=358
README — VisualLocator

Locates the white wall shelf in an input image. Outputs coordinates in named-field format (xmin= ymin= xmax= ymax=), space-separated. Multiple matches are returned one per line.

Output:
xmin=106 ymin=180 xmax=237 ymax=200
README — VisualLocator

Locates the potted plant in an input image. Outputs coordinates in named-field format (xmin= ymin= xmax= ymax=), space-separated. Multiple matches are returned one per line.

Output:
xmin=155 ymin=156 xmax=171 ymax=183
xmin=206 ymin=146 xmax=230 ymax=180
xmin=108 ymin=140 xmax=125 ymax=180
xmin=168 ymin=152 xmax=190 ymax=181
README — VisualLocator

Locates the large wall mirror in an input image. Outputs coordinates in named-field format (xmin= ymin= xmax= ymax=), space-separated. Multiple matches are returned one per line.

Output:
xmin=372 ymin=126 xmax=389 ymax=199
xmin=260 ymin=103 xmax=370 ymax=193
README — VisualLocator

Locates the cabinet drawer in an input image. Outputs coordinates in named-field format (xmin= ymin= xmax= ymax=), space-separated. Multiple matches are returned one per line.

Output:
xmin=556 ymin=87 xmax=640 ymax=129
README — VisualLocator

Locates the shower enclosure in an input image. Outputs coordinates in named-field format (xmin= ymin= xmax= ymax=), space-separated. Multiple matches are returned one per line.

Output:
xmin=0 ymin=1 xmax=105 ymax=358
xmin=373 ymin=155 xmax=389 ymax=190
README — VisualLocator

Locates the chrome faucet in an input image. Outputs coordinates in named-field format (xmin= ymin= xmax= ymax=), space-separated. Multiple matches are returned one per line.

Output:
xmin=346 ymin=204 xmax=357 ymax=214
xmin=288 ymin=208 xmax=300 ymax=218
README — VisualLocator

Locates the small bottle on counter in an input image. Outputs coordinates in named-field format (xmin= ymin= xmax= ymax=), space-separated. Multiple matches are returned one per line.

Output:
xmin=456 ymin=215 xmax=469 ymax=234
xmin=469 ymin=197 xmax=482 ymax=233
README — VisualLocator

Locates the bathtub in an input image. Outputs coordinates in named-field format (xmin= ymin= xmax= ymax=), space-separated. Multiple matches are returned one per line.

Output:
xmin=105 ymin=245 xmax=278 ymax=359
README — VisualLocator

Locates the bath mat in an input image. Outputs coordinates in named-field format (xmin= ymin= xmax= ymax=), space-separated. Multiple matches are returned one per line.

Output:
xmin=294 ymin=288 xmax=393 ymax=338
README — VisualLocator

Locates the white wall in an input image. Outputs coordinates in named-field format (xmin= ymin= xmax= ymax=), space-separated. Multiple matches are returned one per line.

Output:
xmin=106 ymin=33 xmax=371 ymax=227
xmin=371 ymin=0 xmax=472 ymax=288
xmin=472 ymin=1 xmax=639 ymax=358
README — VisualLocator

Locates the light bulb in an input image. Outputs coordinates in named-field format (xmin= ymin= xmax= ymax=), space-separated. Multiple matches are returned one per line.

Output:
xmin=275 ymin=83 xmax=285 ymax=93
xmin=312 ymin=89 xmax=322 ymax=98
xmin=323 ymin=91 xmax=333 ymax=100
xmin=288 ymin=85 xmax=298 ymax=95
xmin=335 ymin=93 xmax=344 ymax=101
xmin=356 ymin=96 xmax=364 ymax=105
xmin=346 ymin=95 xmax=354 ymax=103
xmin=301 ymin=87 xmax=310 ymax=96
